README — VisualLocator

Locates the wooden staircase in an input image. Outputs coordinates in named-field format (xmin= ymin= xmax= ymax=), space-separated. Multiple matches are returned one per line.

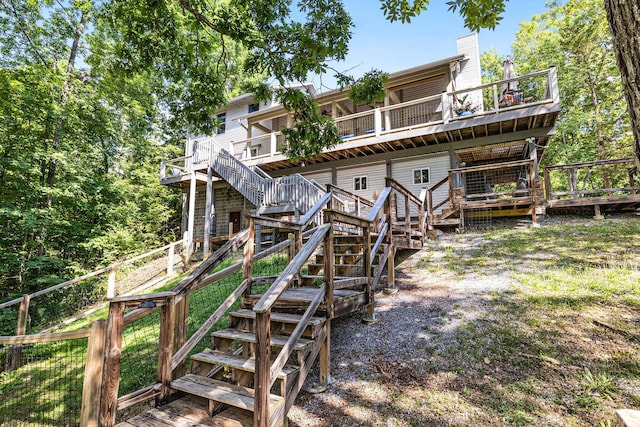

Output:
xmin=109 ymin=179 xmax=426 ymax=427
xmin=169 ymin=309 xmax=327 ymax=427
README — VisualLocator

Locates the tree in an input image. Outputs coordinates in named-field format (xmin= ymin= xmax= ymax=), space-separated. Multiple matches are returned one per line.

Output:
xmin=507 ymin=0 xmax=632 ymax=169
xmin=0 ymin=0 xmax=182 ymax=298
xmin=379 ymin=0 xmax=640 ymax=167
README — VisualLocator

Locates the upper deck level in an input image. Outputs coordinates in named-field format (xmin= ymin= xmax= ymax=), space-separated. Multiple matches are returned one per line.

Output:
xmin=162 ymin=67 xmax=560 ymax=186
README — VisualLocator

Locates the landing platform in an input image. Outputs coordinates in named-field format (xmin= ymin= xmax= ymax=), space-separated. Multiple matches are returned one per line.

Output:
xmin=116 ymin=395 xmax=252 ymax=426
xmin=243 ymin=287 xmax=366 ymax=318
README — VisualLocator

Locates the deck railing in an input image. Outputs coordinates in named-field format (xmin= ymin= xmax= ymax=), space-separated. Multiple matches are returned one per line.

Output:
xmin=172 ymin=67 xmax=558 ymax=166
xmin=543 ymin=157 xmax=640 ymax=207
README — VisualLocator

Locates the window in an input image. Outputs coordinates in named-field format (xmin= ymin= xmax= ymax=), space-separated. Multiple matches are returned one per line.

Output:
xmin=354 ymin=176 xmax=367 ymax=191
xmin=215 ymin=112 xmax=226 ymax=134
xmin=248 ymin=103 xmax=260 ymax=113
xmin=250 ymin=147 xmax=259 ymax=157
xmin=413 ymin=168 xmax=430 ymax=185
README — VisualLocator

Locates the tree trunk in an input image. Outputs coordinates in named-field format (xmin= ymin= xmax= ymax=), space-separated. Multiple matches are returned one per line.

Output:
xmin=603 ymin=0 xmax=640 ymax=169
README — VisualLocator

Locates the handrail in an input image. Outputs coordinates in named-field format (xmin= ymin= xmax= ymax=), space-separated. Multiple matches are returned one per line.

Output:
xmin=544 ymin=156 xmax=635 ymax=171
xmin=327 ymin=184 xmax=375 ymax=207
xmin=253 ymin=223 xmax=331 ymax=314
xmin=378 ymin=93 xmax=442 ymax=113
xmin=0 ymin=239 xmax=184 ymax=310
xmin=448 ymin=68 xmax=553 ymax=98
xmin=0 ymin=327 xmax=92 ymax=345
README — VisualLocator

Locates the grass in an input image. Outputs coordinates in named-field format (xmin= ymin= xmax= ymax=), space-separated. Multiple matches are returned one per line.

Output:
xmin=412 ymin=215 xmax=640 ymax=426
xmin=0 ymin=252 xmax=290 ymax=426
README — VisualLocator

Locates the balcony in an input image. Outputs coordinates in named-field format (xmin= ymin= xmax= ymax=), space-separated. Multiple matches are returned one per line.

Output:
xmin=163 ymin=68 xmax=560 ymax=182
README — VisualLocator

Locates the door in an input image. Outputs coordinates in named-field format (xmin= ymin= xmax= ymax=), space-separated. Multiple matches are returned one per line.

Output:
xmin=230 ymin=211 xmax=241 ymax=234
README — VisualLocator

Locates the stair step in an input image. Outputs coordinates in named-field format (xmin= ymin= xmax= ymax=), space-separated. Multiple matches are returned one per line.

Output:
xmin=211 ymin=329 xmax=313 ymax=351
xmin=171 ymin=374 xmax=283 ymax=413
xmin=230 ymin=309 xmax=325 ymax=327
xmin=191 ymin=350 xmax=299 ymax=380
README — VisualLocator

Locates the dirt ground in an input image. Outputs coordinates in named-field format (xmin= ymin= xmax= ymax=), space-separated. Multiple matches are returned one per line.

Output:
xmin=287 ymin=213 xmax=640 ymax=427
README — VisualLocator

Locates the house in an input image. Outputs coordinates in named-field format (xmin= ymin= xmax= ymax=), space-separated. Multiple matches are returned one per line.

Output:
xmin=160 ymin=33 xmax=561 ymax=254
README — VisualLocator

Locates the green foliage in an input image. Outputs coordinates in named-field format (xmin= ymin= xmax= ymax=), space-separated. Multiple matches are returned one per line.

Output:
xmin=337 ymin=69 xmax=389 ymax=106
xmin=511 ymin=0 xmax=632 ymax=165
xmin=380 ymin=0 xmax=507 ymax=29
xmin=0 ymin=0 xmax=183 ymax=300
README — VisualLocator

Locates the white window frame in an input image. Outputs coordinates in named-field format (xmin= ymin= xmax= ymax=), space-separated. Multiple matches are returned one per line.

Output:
xmin=215 ymin=112 xmax=226 ymax=135
xmin=412 ymin=168 xmax=430 ymax=185
xmin=354 ymin=175 xmax=368 ymax=191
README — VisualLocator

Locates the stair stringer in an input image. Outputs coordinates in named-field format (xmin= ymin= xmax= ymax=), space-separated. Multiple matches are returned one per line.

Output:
xmin=282 ymin=321 xmax=329 ymax=420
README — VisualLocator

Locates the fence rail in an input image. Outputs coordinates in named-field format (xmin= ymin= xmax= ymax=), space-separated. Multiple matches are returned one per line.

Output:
xmin=544 ymin=157 xmax=640 ymax=208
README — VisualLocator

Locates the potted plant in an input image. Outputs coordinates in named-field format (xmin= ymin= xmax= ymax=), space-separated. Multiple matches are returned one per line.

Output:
xmin=453 ymin=94 xmax=477 ymax=116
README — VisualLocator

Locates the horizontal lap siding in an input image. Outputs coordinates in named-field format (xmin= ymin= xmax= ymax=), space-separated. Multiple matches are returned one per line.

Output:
xmin=302 ymin=170 xmax=332 ymax=189
xmin=336 ymin=162 xmax=387 ymax=202
xmin=391 ymin=153 xmax=450 ymax=215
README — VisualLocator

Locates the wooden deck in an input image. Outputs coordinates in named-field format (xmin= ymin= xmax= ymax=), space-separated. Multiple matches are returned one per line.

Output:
xmin=117 ymin=395 xmax=253 ymax=426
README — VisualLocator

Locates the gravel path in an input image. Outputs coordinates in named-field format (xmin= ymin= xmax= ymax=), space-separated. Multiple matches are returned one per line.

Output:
xmin=287 ymin=230 xmax=515 ymax=426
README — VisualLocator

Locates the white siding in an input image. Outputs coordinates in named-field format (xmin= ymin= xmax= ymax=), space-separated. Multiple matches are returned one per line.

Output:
xmin=302 ymin=170 xmax=333 ymax=188
xmin=391 ymin=152 xmax=450 ymax=214
xmin=336 ymin=162 xmax=387 ymax=201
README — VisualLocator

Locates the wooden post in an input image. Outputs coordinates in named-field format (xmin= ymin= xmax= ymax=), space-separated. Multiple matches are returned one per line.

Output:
xmin=294 ymin=229 xmax=303 ymax=287
xmin=362 ymin=225 xmax=375 ymax=324
xmin=242 ymin=217 xmax=255 ymax=298
xmin=80 ymin=320 xmax=107 ymax=427
xmin=6 ymin=294 xmax=30 ymax=371
xmin=543 ymin=167 xmax=552 ymax=203
xmin=287 ymin=232 xmax=295 ymax=262
xmin=16 ymin=294 xmax=29 ymax=335
xmin=203 ymin=167 xmax=213 ymax=258
xmin=172 ymin=294 xmax=190 ymax=379
xmin=319 ymin=320 xmax=331 ymax=385
xmin=404 ymin=193 xmax=411 ymax=247
xmin=107 ymin=266 xmax=116 ymax=299
xmin=228 ymin=221 xmax=234 ymax=238
xmin=493 ymin=84 xmax=500 ymax=111
xmin=186 ymin=171 xmax=197 ymax=262
xmin=384 ymin=193 xmax=396 ymax=291
xmin=166 ymin=243 xmax=175 ymax=277
xmin=323 ymin=213 xmax=334 ymax=319
xmin=529 ymin=161 xmax=538 ymax=226
xmin=99 ymin=301 xmax=125 ymax=427
xmin=157 ymin=296 xmax=176 ymax=405
xmin=254 ymin=311 xmax=271 ymax=427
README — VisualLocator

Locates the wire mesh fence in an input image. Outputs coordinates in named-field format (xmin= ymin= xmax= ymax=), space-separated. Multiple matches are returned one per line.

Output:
xmin=0 ymin=242 xmax=184 ymax=337
xmin=0 ymin=336 xmax=88 ymax=426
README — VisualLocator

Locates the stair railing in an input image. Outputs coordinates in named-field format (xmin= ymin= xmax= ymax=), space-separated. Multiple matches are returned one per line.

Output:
xmin=385 ymin=177 xmax=426 ymax=249
xmin=251 ymin=223 xmax=332 ymax=427
xmin=427 ymin=174 xmax=451 ymax=221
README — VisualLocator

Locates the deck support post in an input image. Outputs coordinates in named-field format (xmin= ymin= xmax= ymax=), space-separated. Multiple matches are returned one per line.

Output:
xmin=203 ymin=167 xmax=213 ymax=258
xmin=319 ymin=320 xmax=331 ymax=385
xmin=594 ymin=204 xmax=605 ymax=220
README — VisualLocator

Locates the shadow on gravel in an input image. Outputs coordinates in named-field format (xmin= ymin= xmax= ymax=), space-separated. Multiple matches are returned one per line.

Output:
xmin=288 ymin=225 xmax=640 ymax=426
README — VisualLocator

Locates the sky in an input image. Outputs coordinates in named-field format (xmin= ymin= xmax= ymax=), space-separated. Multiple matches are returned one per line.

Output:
xmin=310 ymin=0 xmax=550 ymax=90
